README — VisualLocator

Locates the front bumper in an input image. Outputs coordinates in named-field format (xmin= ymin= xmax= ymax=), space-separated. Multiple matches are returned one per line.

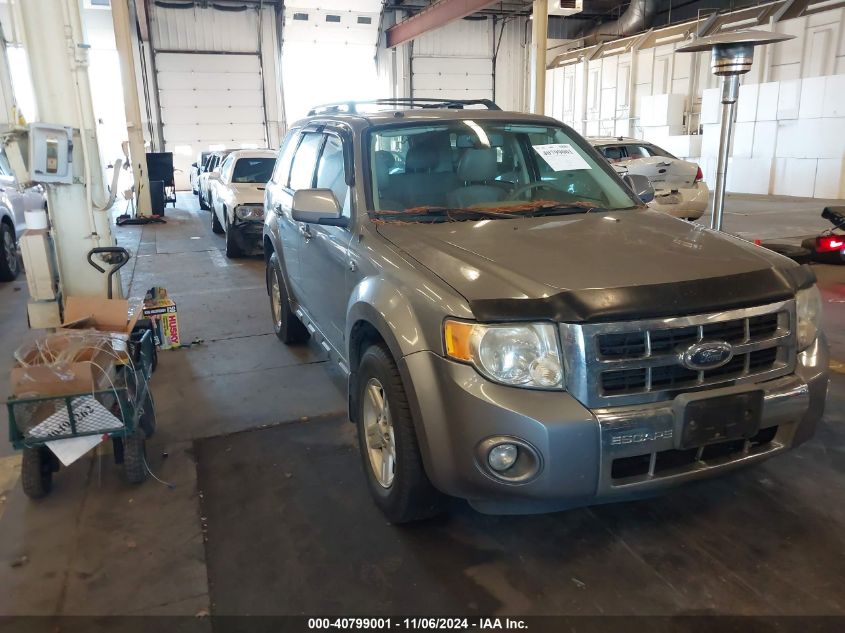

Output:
xmin=648 ymin=182 xmax=709 ymax=220
xmin=231 ymin=219 xmax=264 ymax=255
xmin=400 ymin=336 xmax=828 ymax=515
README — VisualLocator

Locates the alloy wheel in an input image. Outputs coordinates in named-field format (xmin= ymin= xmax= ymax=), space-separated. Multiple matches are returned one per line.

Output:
xmin=3 ymin=229 xmax=17 ymax=274
xmin=362 ymin=378 xmax=396 ymax=488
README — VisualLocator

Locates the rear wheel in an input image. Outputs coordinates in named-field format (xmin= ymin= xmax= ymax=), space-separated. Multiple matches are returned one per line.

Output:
xmin=356 ymin=343 xmax=444 ymax=524
xmin=21 ymin=447 xmax=53 ymax=499
xmin=268 ymin=252 xmax=308 ymax=344
xmin=0 ymin=221 xmax=19 ymax=282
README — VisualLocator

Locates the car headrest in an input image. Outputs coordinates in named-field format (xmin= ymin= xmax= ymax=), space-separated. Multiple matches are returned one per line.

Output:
xmin=457 ymin=149 xmax=498 ymax=182
xmin=405 ymin=143 xmax=439 ymax=172
xmin=373 ymin=151 xmax=395 ymax=184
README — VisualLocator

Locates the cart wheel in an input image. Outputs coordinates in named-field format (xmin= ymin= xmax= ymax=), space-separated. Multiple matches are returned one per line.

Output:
xmin=21 ymin=447 xmax=53 ymax=499
xmin=139 ymin=391 xmax=157 ymax=438
xmin=123 ymin=434 xmax=148 ymax=484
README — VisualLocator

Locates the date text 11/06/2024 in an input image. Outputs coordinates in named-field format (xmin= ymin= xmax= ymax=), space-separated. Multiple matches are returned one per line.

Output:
xmin=307 ymin=618 xmax=528 ymax=630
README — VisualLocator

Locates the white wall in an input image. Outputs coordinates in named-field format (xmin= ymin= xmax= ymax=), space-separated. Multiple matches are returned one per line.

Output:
xmin=548 ymin=7 xmax=845 ymax=199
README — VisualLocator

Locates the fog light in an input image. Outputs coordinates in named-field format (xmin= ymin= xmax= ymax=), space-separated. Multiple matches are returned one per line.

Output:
xmin=488 ymin=444 xmax=518 ymax=472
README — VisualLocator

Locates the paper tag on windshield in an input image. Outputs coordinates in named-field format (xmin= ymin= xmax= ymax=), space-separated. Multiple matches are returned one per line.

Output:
xmin=533 ymin=144 xmax=591 ymax=171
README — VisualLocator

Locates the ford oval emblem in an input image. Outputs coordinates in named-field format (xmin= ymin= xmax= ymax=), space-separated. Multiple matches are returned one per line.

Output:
xmin=680 ymin=341 xmax=734 ymax=370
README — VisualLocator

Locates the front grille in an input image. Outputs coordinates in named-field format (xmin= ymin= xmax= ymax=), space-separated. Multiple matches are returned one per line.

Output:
xmin=610 ymin=426 xmax=780 ymax=482
xmin=562 ymin=300 xmax=796 ymax=407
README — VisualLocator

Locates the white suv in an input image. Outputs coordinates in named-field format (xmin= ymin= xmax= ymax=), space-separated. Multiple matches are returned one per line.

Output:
xmin=208 ymin=149 xmax=275 ymax=257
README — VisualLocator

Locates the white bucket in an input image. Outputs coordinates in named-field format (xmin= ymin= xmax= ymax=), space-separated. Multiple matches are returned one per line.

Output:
xmin=25 ymin=210 xmax=49 ymax=230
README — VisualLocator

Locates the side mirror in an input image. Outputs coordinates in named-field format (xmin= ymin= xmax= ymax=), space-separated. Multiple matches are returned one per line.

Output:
xmin=623 ymin=174 xmax=655 ymax=204
xmin=292 ymin=188 xmax=348 ymax=227
xmin=191 ymin=162 xmax=198 ymax=168
xmin=208 ymin=171 xmax=221 ymax=181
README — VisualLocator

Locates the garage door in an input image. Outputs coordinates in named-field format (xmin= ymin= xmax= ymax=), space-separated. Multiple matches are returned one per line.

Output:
xmin=411 ymin=56 xmax=493 ymax=102
xmin=149 ymin=2 xmax=270 ymax=189
xmin=157 ymin=52 xmax=267 ymax=150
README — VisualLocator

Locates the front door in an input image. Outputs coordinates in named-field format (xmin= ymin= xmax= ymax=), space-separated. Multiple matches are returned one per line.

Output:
xmin=298 ymin=132 xmax=353 ymax=354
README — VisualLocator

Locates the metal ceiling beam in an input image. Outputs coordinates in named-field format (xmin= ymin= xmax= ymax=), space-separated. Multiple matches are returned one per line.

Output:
xmin=386 ymin=0 xmax=502 ymax=47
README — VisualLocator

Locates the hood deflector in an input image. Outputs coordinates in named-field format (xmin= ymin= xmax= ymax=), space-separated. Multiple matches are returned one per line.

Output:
xmin=469 ymin=266 xmax=816 ymax=323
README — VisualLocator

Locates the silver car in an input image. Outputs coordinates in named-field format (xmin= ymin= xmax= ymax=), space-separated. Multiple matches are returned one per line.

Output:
xmin=0 ymin=149 xmax=44 ymax=281
xmin=263 ymin=100 xmax=827 ymax=522
xmin=590 ymin=136 xmax=709 ymax=220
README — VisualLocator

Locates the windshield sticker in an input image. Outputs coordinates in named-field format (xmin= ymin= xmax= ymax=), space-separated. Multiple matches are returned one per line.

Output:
xmin=533 ymin=144 xmax=592 ymax=171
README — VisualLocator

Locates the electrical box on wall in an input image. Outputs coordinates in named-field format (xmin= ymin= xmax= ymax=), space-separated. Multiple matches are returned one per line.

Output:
xmin=29 ymin=123 xmax=74 ymax=184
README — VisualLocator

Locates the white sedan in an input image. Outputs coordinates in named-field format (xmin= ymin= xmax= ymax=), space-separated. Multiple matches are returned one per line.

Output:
xmin=589 ymin=137 xmax=709 ymax=220
xmin=207 ymin=149 xmax=276 ymax=258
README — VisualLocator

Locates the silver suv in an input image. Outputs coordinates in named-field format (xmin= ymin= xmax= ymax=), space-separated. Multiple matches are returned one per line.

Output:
xmin=262 ymin=99 xmax=828 ymax=523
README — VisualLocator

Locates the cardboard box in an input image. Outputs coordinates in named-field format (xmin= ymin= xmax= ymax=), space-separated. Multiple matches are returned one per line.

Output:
xmin=143 ymin=288 xmax=180 ymax=350
xmin=61 ymin=296 xmax=141 ymax=356
xmin=10 ymin=333 xmax=115 ymax=397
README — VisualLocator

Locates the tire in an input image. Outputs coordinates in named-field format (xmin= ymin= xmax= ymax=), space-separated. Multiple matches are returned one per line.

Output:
xmin=268 ymin=252 xmax=308 ymax=344
xmin=0 ymin=221 xmax=19 ymax=282
xmin=211 ymin=206 xmax=224 ymax=235
xmin=224 ymin=215 xmax=243 ymax=258
xmin=199 ymin=191 xmax=209 ymax=210
xmin=21 ymin=447 xmax=53 ymax=499
xmin=356 ymin=343 xmax=444 ymax=524
xmin=123 ymin=433 xmax=147 ymax=484
xmin=138 ymin=390 xmax=157 ymax=438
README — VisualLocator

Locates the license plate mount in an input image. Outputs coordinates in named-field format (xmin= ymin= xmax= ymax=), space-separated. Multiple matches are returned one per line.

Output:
xmin=678 ymin=391 xmax=763 ymax=450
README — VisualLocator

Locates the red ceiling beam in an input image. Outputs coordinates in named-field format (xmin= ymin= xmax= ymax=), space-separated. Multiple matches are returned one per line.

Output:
xmin=386 ymin=0 xmax=501 ymax=48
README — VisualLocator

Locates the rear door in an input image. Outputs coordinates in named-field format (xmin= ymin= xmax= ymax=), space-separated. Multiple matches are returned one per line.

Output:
xmin=298 ymin=131 xmax=354 ymax=353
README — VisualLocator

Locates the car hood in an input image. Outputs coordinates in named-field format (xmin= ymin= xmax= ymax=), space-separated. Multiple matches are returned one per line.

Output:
xmin=376 ymin=210 xmax=798 ymax=311
xmin=229 ymin=183 xmax=267 ymax=204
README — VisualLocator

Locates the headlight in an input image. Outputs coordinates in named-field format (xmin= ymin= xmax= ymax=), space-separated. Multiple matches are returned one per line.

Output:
xmin=235 ymin=205 xmax=264 ymax=220
xmin=796 ymin=286 xmax=822 ymax=350
xmin=444 ymin=320 xmax=564 ymax=389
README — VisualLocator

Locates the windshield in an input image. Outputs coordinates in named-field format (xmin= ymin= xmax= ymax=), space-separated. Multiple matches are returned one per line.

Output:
xmin=368 ymin=120 xmax=637 ymax=221
xmin=232 ymin=158 xmax=274 ymax=184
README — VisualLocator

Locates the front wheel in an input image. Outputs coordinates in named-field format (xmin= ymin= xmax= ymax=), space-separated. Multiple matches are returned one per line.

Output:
xmin=225 ymin=216 xmax=243 ymax=258
xmin=268 ymin=252 xmax=308 ymax=344
xmin=21 ymin=447 xmax=53 ymax=499
xmin=199 ymin=191 xmax=209 ymax=210
xmin=211 ymin=207 xmax=224 ymax=235
xmin=356 ymin=343 xmax=444 ymax=524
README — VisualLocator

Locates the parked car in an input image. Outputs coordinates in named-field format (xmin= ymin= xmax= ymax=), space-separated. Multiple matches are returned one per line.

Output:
xmin=198 ymin=151 xmax=232 ymax=210
xmin=208 ymin=149 xmax=275 ymax=257
xmin=263 ymin=101 xmax=827 ymax=523
xmin=589 ymin=136 xmax=709 ymax=220
xmin=0 ymin=149 xmax=45 ymax=281
xmin=190 ymin=151 xmax=212 ymax=195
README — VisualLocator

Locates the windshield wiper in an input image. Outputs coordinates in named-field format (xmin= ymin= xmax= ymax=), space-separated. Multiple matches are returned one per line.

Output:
xmin=371 ymin=206 xmax=528 ymax=223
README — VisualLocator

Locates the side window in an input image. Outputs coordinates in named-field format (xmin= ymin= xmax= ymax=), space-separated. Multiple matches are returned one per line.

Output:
xmin=220 ymin=155 xmax=235 ymax=181
xmin=288 ymin=133 xmax=324 ymax=191
xmin=272 ymin=129 xmax=300 ymax=186
xmin=315 ymin=134 xmax=350 ymax=217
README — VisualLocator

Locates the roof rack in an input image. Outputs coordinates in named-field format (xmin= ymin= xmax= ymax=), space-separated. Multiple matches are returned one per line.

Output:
xmin=306 ymin=97 xmax=502 ymax=117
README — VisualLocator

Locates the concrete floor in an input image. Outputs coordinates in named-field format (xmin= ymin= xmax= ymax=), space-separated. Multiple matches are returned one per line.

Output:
xmin=0 ymin=192 xmax=842 ymax=617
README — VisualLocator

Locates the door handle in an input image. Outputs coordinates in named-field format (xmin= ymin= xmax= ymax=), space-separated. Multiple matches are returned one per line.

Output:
xmin=299 ymin=224 xmax=312 ymax=240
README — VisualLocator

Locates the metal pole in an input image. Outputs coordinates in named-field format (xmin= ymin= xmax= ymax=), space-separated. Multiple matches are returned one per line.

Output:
xmin=711 ymin=73 xmax=739 ymax=231
xmin=112 ymin=0 xmax=153 ymax=216
xmin=530 ymin=0 xmax=548 ymax=115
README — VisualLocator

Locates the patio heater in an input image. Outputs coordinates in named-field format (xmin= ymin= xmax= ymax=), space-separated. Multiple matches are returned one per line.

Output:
xmin=677 ymin=30 xmax=794 ymax=231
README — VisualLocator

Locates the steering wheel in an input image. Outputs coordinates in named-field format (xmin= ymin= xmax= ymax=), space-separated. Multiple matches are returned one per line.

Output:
xmin=506 ymin=182 xmax=562 ymax=201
